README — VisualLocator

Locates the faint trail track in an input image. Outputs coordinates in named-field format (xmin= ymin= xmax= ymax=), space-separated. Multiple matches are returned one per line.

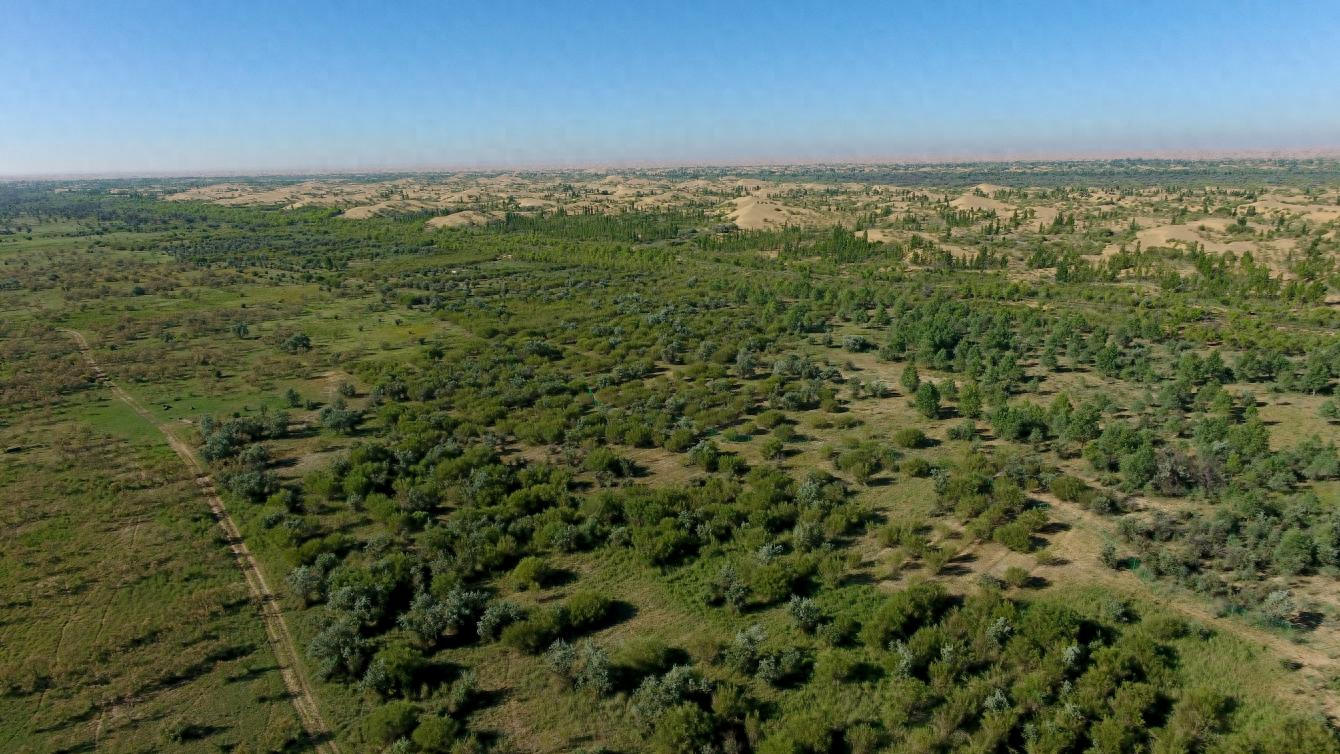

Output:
xmin=1028 ymin=490 xmax=1340 ymax=720
xmin=60 ymin=329 xmax=340 ymax=753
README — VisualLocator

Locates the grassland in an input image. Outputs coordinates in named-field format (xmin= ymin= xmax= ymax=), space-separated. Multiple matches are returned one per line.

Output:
xmin=0 ymin=332 xmax=305 ymax=752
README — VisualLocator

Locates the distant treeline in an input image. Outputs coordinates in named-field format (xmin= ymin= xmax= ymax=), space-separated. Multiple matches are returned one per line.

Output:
xmin=664 ymin=158 xmax=1340 ymax=189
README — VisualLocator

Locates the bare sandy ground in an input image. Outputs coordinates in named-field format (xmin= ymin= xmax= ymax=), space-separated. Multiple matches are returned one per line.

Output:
xmin=161 ymin=172 xmax=1337 ymax=277
xmin=858 ymin=228 xmax=898 ymax=243
xmin=426 ymin=210 xmax=499 ymax=228
xmin=950 ymin=193 xmax=1015 ymax=213
xmin=726 ymin=195 xmax=823 ymax=229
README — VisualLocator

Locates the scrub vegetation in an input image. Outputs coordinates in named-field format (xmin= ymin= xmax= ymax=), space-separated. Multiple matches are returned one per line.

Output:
xmin=4 ymin=160 xmax=1340 ymax=752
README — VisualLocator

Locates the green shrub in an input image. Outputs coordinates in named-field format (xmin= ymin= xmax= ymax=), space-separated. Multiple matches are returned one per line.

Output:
xmin=510 ymin=556 xmax=552 ymax=590
xmin=913 ymin=382 xmax=940 ymax=419
xmin=900 ymin=457 xmax=931 ymax=477
xmin=1160 ymin=688 xmax=1229 ymax=752
xmin=633 ymin=518 xmax=694 ymax=565
xmin=813 ymin=648 xmax=859 ymax=684
xmin=565 ymin=591 xmax=613 ymax=631
xmin=1048 ymin=475 xmax=1088 ymax=502
xmin=1275 ymin=528 xmax=1315 ymax=575
xmin=585 ymin=447 xmax=632 ymax=478
xmin=412 ymin=714 xmax=461 ymax=752
xmin=900 ymin=364 xmax=920 ymax=394
xmin=501 ymin=608 xmax=565 ymax=654
xmin=750 ymin=562 xmax=799 ymax=606
xmin=1002 ymin=566 xmax=1030 ymax=588
xmin=947 ymin=419 xmax=976 ymax=441
xmin=362 ymin=701 xmax=418 ymax=746
xmin=993 ymin=523 xmax=1033 ymax=553
xmin=817 ymin=613 xmax=858 ymax=646
xmin=860 ymin=582 xmax=946 ymax=647
xmin=716 ymin=454 xmax=746 ymax=475
xmin=615 ymin=638 xmax=676 ymax=677
xmin=664 ymin=428 xmax=697 ymax=452
xmin=892 ymin=428 xmax=927 ymax=449
xmin=923 ymin=546 xmax=954 ymax=574
xmin=1100 ymin=542 xmax=1122 ymax=569
xmin=650 ymin=703 xmax=714 ymax=754
xmin=1141 ymin=615 xmax=1189 ymax=640
xmin=362 ymin=642 xmax=425 ymax=697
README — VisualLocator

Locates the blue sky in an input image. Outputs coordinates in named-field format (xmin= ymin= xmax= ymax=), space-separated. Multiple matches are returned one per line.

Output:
xmin=3 ymin=0 xmax=1339 ymax=175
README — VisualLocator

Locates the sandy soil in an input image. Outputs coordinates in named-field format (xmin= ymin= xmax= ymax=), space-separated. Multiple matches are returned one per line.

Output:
xmin=427 ymin=210 xmax=499 ymax=228
xmin=950 ymin=192 xmax=1015 ymax=213
xmin=161 ymin=172 xmax=1338 ymax=277
xmin=726 ymin=195 xmax=823 ymax=230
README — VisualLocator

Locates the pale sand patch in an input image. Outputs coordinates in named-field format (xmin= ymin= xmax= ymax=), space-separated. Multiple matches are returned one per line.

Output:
xmin=1246 ymin=198 xmax=1340 ymax=223
xmin=439 ymin=189 xmax=488 ymax=203
xmin=172 ymin=179 xmax=414 ymax=210
xmin=724 ymin=195 xmax=822 ymax=230
xmin=856 ymin=228 xmax=897 ymax=243
xmin=1099 ymin=220 xmax=1298 ymax=274
xmin=339 ymin=205 xmax=382 ymax=220
xmin=1105 ymin=223 xmax=1231 ymax=252
xmin=949 ymin=193 xmax=1014 ymax=213
xmin=1030 ymin=206 xmax=1060 ymax=226
xmin=163 ymin=183 xmax=250 ymax=201
xmin=340 ymin=198 xmax=436 ymax=219
xmin=426 ymin=210 xmax=499 ymax=229
xmin=635 ymin=190 xmax=694 ymax=209
xmin=338 ymin=202 xmax=411 ymax=220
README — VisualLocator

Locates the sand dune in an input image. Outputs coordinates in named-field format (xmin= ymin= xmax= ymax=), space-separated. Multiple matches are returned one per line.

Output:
xmin=341 ymin=202 xmax=407 ymax=219
xmin=1246 ymin=198 xmax=1340 ymax=223
xmin=164 ymin=183 xmax=250 ymax=201
xmin=857 ymin=228 xmax=897 ymax=243
xmin=1031 ymin=206 xmax=1060 ymax=225
xmin=725 ymin=196 xmax=821 ymax=230
xmin=427 ymin=210 xmax=498 ymax=229
xmin=158 ymin=175 xmax=1340 ymax=284
xmin=1097 ymin=219 xmax=1298 ymax=273
xmin=950 ymin=193 xmax=1014 ymax=213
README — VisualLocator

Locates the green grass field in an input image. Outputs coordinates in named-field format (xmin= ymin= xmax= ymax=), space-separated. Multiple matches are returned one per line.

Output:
xmin=0 ymin=409 xmax=304 ymax=752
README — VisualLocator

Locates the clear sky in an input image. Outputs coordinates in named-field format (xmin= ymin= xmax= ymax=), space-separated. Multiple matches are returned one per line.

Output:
xmin=4 ymin=0 xmax=1340 ymax=175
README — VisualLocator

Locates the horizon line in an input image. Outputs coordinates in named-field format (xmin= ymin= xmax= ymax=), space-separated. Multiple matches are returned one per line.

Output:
xmin=6 ymin=145 xmax=1340 ymax=182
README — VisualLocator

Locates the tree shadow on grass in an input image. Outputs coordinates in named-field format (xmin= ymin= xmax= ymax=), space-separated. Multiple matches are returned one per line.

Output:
xmin=938 ymin=550 xmax=979 ymax=577
xmin=840 ymin=571 xmax=876 ymax=587
xmin=227 ymin=662 xmax=282 ymax=684
xmin=1038 ymin=520 xmax=1071 ymax=536
xmin=1295 ymin=611 xmax=1325 ymax=631
xmin=592 ymin=599 xmax=638 ymax=632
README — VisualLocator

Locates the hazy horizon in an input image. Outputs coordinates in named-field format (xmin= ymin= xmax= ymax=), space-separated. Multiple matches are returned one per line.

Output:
xmin=5 ymin=0 xmax=1340 ymax=175
xmin=9 ymin=147 xmax=1340 ymax=181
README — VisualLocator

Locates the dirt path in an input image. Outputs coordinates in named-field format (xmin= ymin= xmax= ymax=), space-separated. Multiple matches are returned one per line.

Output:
xmin=1028 ymin=490 xmax=1340 ymax=720
xmin=865 ymin=480 xmax=1340 ymax=719
xmin=61 ymin=329 xmax=340 ymax=753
